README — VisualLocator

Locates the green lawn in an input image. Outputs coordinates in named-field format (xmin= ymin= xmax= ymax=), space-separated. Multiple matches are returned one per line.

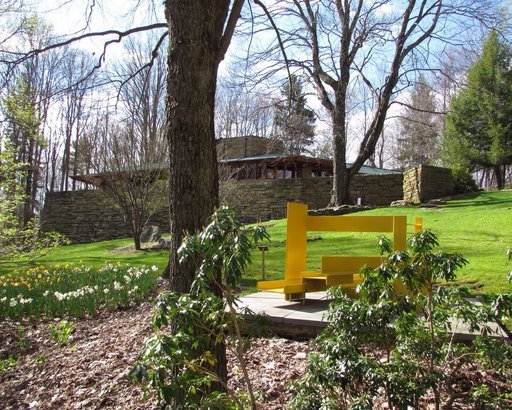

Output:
xmin=2 ymin=190 xmax=511 ymax=295
xmin=0 ymin=239 xmax=170 ymax=275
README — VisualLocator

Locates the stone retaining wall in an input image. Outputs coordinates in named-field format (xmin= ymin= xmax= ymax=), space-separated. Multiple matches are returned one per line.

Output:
xmin=222 ymin=174 xmax=403 ymax=222
xmin=403 ymin=165 xmax=454 ymax=203
xmin=41 ymin=190 xmax=170 ymax=244
xmin=42 ymin=167 xmax=452 ymax=243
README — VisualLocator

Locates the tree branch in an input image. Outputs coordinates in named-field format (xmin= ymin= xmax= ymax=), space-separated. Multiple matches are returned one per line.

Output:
xmin=218 ymin=0 xmax=245 ymax=63
xmin=2 ymin=22 xmax=167 ymax=67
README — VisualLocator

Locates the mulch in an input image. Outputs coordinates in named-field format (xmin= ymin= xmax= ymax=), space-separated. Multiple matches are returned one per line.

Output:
xmin=0 ymin=300 xmax=311 ymax=409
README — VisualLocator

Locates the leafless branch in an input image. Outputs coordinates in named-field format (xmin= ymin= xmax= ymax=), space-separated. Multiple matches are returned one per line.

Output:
xmin=218 ymin=0 xmax=245 ymax=63
xmin=1 ymin=22 xmax=167 ymax=67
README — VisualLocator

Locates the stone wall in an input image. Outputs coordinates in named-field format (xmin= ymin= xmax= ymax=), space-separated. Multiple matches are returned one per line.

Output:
xmin=42 ymin=173 xmax=404 ymax=242
xmin=44 ymin=166 xmax=452 ymax=244
xmin=221 ymin=174 xmax=404 ymax=222
xmin=403 ymin=165 xmax=454 ymax=203
xmin=41 ymin=190 xmax=170 ymax=244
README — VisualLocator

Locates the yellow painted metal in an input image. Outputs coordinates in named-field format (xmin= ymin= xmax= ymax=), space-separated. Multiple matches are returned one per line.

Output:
xmin=306 ymin=215 xmax=394 ymax=232
xmin=284 ymin=202 xmax=308 ymax=282
xmin=393 ymin=216 xmax=407 ymax=251
xmin=257 ymin=279 xmax=301 ymax=290
xmin=256 ymin=202 xmax=423 ymax=301
xmin=414 ymin=217 xmax=423 ymax=233
xmin=322 ymin=256 xmax=382 ymax=274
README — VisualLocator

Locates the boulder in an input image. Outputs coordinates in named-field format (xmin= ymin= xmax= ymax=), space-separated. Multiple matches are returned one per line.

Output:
xmin=390 ymin=200 xmax=414 ymax=207
xmin=140 ymin=225 xmax=161 ymax=243
xmin=308 ymin=205 xmax=373 ymax=216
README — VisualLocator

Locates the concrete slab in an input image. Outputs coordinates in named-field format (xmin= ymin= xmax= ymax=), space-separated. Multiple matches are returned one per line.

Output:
xmin=238 ymin=291 xmax=511 ymax=341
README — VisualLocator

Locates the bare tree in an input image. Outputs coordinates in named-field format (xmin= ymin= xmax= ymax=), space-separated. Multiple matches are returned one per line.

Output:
xmin=244 ymin=0 xmax=506 ymax=205
xmin=114 ymin=35 xmax=167 ymax=154
xmin=215 ymin=77 xmax=275 ymax=139
xmin=57 ymin=49 xmax=97 ymax=191
xmin=95 ymin=120 xmax=168 ymax=251
xmin=1 ymin=17 xmax=63 ymax=225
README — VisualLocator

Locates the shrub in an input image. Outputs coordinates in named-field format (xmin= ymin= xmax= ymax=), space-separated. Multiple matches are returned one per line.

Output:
xmin=293 ymin=230 xmax=512 ymax=409
xmin=452 ymin=167 xmax=479 ymax=194
xmin=131 ymin=207 xmax=268 ymax=409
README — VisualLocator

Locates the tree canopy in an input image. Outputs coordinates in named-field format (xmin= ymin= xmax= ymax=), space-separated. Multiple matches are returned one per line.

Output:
xmin=273 ymin=74 xmax=316 ymax=155
xmin=396 ymin=75 xmax=441 ymax=169
xmin=443 ymin=31 xmax=512 ymax=189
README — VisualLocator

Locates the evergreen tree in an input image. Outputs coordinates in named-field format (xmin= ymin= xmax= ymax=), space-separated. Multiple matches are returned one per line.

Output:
xmin=396 ymin=75 xmax=441 ymax=169
xmin=443 ymin=32 xmax=512 ymax=189
xmin=274 ymin=75 xmax=316 ymax=155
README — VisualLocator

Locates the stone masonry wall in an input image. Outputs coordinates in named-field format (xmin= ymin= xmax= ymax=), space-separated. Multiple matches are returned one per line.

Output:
xmin=221 ymin=174 xmax=404 ymax=222
xmin=217 ymin=136 xmax=284 ymax=159
xmin=41 ymin=190 xmax=170 ymax=244
xmin=403 ymin=165 xmax=454 ymax=203
xmin=42 ymin=173 xmax=404 ymax=242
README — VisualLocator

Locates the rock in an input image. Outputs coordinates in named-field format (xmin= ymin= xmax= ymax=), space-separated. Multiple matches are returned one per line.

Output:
xmin=148 ymin=237 xmax=170 ymax=251
xmin=308 ymin=205 xmax=373 ymax=216
xmin=390 ymin=200 xmax=414 ymax=207
xmin=139 ymin=225 xmax=161 ymax=243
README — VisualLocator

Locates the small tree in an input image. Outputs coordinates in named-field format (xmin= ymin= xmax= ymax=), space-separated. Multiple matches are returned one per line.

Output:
xmin=95 ymin=122 xmax=168 ymax=251
xmin=396 ymin=75 xmax=441 ymax=169
xmin=132 ymin=207 xmax=268 ymax=408
xmin=273 ymin=74 xmax=316 ymax=155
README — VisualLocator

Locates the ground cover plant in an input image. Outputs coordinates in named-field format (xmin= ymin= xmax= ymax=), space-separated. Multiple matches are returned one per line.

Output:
xmin=292 ymin=230 xmax=512 ymax=409
xmin=0 ymin=262 xmax=160 ymax=319
xmin=0 ymin=236 xmax=169 ymax=275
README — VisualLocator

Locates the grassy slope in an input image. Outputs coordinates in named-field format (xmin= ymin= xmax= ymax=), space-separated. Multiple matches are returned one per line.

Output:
xmin=0 ymin=239 xmax=170 ymax=275
xmin=2 ymin=190 xmax=511 ymax=295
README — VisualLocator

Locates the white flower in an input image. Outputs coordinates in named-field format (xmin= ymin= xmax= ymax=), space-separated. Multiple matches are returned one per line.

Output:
xmin=124 ymin=275 xmax=131 ymax=284
xmin=43 ymin=291 xmax=49 ymax=297
xmin=103 ymin=288 xmax=109 ymax=294
xmin=54 ymin=292 xmax=66 ymax=301
xmin=1 ymin=297 xmax=7 ymax=303
xmin=9 ymin=298 xmax=17 ymax=307
xmin=113 ymin=281 xmax=122 ymax=291
xmin=151 ymin=265 xmax=158 ymax=272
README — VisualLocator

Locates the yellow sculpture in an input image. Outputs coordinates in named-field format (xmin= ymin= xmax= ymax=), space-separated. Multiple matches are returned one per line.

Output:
xmin=257 ymin=202 xmax=423 ymax=302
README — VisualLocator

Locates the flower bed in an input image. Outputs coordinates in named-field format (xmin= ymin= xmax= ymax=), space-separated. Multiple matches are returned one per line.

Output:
xmin=0 ymin=263 xmax=160 ymax=319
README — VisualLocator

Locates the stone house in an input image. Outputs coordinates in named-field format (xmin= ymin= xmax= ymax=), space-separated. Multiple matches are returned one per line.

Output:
xmin=42 ymin=136 xmax=454 ymax=243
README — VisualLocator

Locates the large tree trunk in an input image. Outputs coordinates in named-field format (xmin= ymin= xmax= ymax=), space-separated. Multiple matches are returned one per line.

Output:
xmin=165 ymin=0 xmax=221 ymax=293
xmin=164 ymin=0 xmax=234 ymax=396
xmin=493 ymin=165 xmax=504 ymax=190
xmin=330 ymin=86 xmax=350 ymax=206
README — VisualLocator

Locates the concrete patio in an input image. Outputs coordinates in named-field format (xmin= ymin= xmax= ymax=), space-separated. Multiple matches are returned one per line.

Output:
xmin=238 ymin=291 xmax=511 ymax=341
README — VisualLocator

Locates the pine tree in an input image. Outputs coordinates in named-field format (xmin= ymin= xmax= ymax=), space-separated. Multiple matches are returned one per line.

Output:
xmin=274 ymin=75 xmax=316 ymax=155
xmin=396 ymin=75 xmax=441 ymax=169
xmin=443 ymin=31 xmax=512 ymax=189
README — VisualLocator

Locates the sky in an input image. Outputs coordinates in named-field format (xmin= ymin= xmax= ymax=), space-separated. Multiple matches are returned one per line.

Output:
xmin=33 ymin=0 xmax=166 ymax=63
